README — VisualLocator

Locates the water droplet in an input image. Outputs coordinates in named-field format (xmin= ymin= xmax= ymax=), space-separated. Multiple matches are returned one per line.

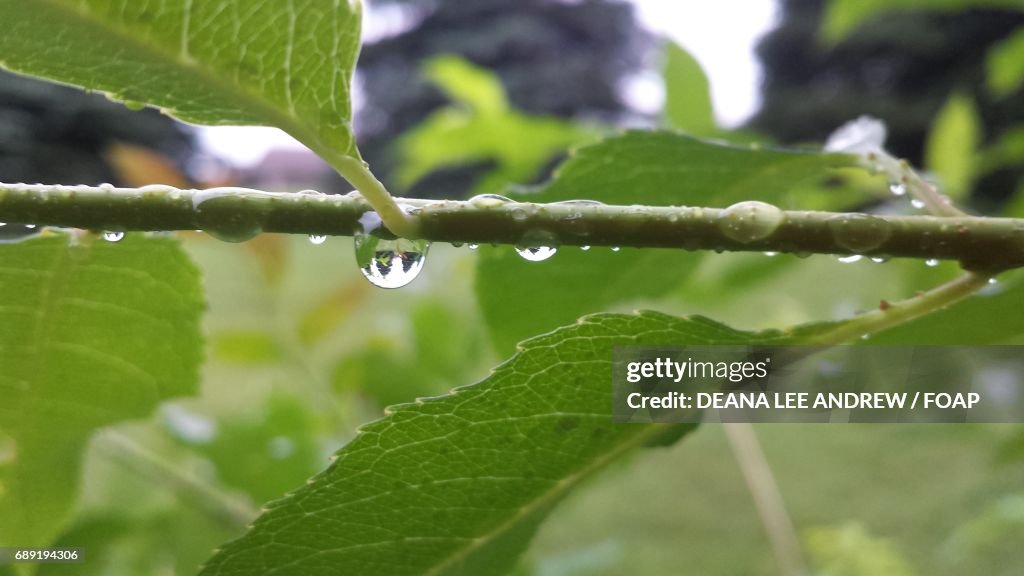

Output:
xmin=194 ymin=191 xmax=267 ymax=243
xmin=98 ymin=183 xmax=115 ymax=192
xmin=468 ymin=244 xmax=479 ymax=250
xmin=889 ymin=181 xmax=906 ymax=196
xmin=717 ymin=201 xmax=786 ymax=244
xmin=468 ymin=193 xmax=513 ymax=209
xmin=838 ymin=255 xmax=863 ymax=263
xmin=580 ymin=245 xmax=591 ymax=251
xmin=515 ymin=229 xmax=559 ymax=262
xmin=515 ymin=246 xmax=557 ymax=262
xmin=911 ymin=198 xmax=926 ymax=209
xmin=309 ymin=234 xmax=327 ymax=245
xmin=828 ymin=214 xmax=892 ymax=253
xmin=611 ymin=246 xmax=621 ymax=252
xmin=510 ymin=206 xmax=531 ymax=222
xmin=763 ymin=251 xmax=778 ymax=257
xmin=988 ymin=278 xmax=998 ymax=285
xmin=354 ymin=233 xmax=430 ymax=289
xmin=925 ymin=258 xmax=940 ymax=267
xmin=103 ymin=231 xmax=125 ymax=242
xmin=24 ymin=224 xmax=37 ymax=229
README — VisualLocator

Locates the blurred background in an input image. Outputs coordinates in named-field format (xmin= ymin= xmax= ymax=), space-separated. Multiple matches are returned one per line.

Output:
xmin=2 ymin=0 xmax=1023 ymax=574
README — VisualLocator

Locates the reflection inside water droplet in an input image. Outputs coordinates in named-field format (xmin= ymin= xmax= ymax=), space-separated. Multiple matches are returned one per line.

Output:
xmin=309 ymin=235 xmax=327 ymax=245
xmin=889 ymin=182 xmax=906 ymax=196
xmin=580 ymin=245 xmax=591 ymax=251
xmin=103 ymin=231 xmax=125 ymax=242
xmin=468 ymin=244 xmax=479 ymax=250
xmin=925 ymin=258 xmax=940 ymax=267
xmin=837 ymin=255 xmax=863 ymax=263
xmin=911 ymin=198 xmax=926 ymax=209
xmin=515 ymin=245 xmax=557 ymax=262
xmin=354 ymin=231 xmax=430 ymax=289
xmin=611 ymin=246 xmax=620 ymax=252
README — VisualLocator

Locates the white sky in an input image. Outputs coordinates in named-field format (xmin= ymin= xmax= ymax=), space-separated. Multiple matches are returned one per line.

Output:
xmin=200 ymin=0 xmax=778 ymax=167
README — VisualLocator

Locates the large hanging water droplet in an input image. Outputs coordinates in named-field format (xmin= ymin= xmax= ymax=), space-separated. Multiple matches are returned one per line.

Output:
xmin=515 ymin=229 xmax=559 ymax=262
xmin=354 ymin=233 xmax=430 ymax=289
xmin=515 ymin=246 xmax=557 ymax=262
xmin=717 ymin=201 xmax=786 ymax=244
xmin=103 ymin=231 xmax=125 ymax=243
xmin=309 ymin=234 xmax=327 ymax=245
xmin=828 ymin=213 xmax=892 ymax=253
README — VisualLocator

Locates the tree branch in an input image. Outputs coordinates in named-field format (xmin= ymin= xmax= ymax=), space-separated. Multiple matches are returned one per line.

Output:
xmin=1 ymin=183 xmax=1022 ymax=271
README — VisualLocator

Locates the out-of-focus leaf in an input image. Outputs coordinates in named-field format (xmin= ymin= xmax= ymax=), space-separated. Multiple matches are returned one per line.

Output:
xmin=190 ymin=395 xmax=321 ymax=504
xmin=0 ymin=234 xmax=203 ymax=548
xmin=426 ymin=56 xmax=509 ymax=116
xmin=821 ymin=0 xmax=1022 ymax=43
xmin=805 ymin=523 xmax=917 ymax=576
xmin=331 ymin=300 xmax=487 ymax=408
xmin=201 ymin=311 xmax=853 ymax=576
xmin=398 ymin=56 xmax=594 ymax=192
xmin=105 ymin=142 xmax=192 ymax=188
xmin=477 ymin=130 xmax=859 ymax=354
xmin=662 ymin=42 xmax=715 ymax=136
xmin=977 ymin=127 xmax=1024 ymax=176
xmin=987 ymin=28 xmax=1024 ymax=98
xmin=925 ymin=93 xmax=980 ymax=199
xmin=0 ymin=0 xmax=362 ymax=159
xmin=296 ymin=279 xmax=370 ymax=345
xmin=243 ymin=234 xmax=289 ymax=289
xmin=211 ymin=331 xmax=282 ymax=364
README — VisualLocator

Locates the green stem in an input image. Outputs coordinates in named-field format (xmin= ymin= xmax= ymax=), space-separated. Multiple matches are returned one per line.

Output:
xmin=327 ymin=156 xmax=420 ymax=239
xmin=808 ymin=272 xmax=990 ymax=345
xmin=1 ymin=183 xmax=1022 ymax=271
xmin=724 ymin=423 xmax=808 ymax=576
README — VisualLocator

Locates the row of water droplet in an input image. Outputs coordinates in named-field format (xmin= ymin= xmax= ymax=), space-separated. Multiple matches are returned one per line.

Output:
xmin=1 ymin=183 xmax=960 ymax=289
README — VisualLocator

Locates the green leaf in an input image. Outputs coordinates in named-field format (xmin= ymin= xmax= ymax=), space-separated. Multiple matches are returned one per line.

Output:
xmin=426 ymin=56 xmax=509 ymax=116
xmin=0 ymin=0 xmax=362 ymax=159
xmin=821 ymin=0 xmax=1023 ymax=43
xmin=201 ymin=311 xmax=821 ymax=576
xmin=987 ymin=29 xmax=1024 ymax=98
xmin=662 ymin=42 xmax=716 ymax=136
xmin=211 ymin=331 xmax=282 ymax=364
xmin=189 ymin=395 xmax=322 ymax=504
xmin=477 ymin=130 xmax=858 ymax=355
xmin=925 ymin=93 xmax=980 ymax=199
xmin=0 ymin=233 xmax=203 ymax=548
xmin=805 ymin=523 xmax=917 ymax=576
xmin=398 ymin=56 xmax=594 ymax=192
